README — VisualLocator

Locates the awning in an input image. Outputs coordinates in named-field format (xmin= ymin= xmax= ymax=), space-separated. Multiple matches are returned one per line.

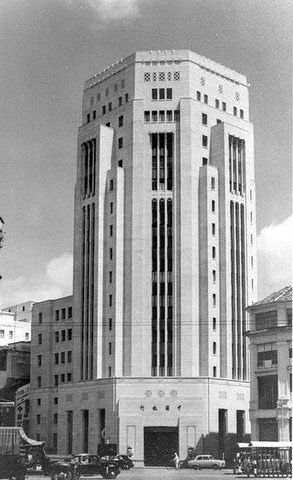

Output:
xmin=249 ymin=441 xmax=293 ymax=449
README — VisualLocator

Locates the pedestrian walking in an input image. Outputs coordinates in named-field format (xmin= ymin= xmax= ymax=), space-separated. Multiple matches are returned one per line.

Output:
xmin=172 ymin=452 xmax=180 ymax=469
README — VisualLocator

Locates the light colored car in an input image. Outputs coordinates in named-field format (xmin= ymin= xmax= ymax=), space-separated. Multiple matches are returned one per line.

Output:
xmin=185 ymin=454 xmax=225 ymax=470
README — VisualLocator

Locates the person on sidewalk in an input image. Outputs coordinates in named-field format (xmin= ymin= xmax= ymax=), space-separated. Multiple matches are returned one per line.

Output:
xmin=172 ymin=452 xmax=180 ymax=469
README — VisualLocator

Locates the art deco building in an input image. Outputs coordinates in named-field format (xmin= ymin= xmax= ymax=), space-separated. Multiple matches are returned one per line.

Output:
xmin=30 ymin=50 xmax=257 ymax=464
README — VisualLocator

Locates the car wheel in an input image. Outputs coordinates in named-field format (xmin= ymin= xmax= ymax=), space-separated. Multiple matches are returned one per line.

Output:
xmin=213 ymin=464 xmax=219 ymax=469
xmin=193 ymin=465 xmax=198 ymax=470
xmin=124 ymin=463 xmax=130 ymax=470
xmin=104 ymin=470 xmax=117 ymax=479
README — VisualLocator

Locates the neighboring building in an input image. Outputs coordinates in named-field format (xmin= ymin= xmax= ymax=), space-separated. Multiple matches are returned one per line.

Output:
xmin=29 ymin=296 xmax=73 ymax=449
xmin=0 ymin=341 xmax=30 ymax=425
xmin=0 ymin=301 xmax=34 ymax=346
xmin=15 ymin=383 xmax=30 ymax=434
xmin=246 ymin=286 xmax=292 ymax=442
xmin=30 ymin=50 xmax=257 ymax=464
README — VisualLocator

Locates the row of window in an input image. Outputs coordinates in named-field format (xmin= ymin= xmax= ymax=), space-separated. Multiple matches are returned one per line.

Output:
xmin=196 ymin=91 xmax=244 ymax=118
xmin=151 ymin=88 xmax=173 ymax=100
xmin=144 ymin=110 xmax=180 ymax=123
xmin=37 ymin=372 xmax=72 ymax=388
xmin=55 ymin=351 xmax=72 ymax=364
xmin=36 ymin=397 xmax=58 ymax=406
xmin=86 ymin=95 xmax=129 ymax=123
xmin=0 ymin=330 xmax=29 ymax=340
xmin=144 ymin=71 xmax=180 ymax=82
xmin=55 ymin=307 xmax=72 ymax=322
xmin=37 ymin=328 xmax=72 ymax=345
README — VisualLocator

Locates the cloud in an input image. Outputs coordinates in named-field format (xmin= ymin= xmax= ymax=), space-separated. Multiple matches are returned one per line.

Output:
xmin=83 ymin=0 xmax=140 ymax=21
xmin=0 ymin=253 xmax=73 ymax=308
xmin=257 ymin=215 xmax=292 ymax=299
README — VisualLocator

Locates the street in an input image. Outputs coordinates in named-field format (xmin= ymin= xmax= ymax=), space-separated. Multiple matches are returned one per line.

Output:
xmin=25 ymin=470 xmax=291 ymax=480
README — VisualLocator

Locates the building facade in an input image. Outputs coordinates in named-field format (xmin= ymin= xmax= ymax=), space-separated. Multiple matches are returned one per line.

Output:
xmin=29 ymin=296 xmax=73 ymax=450
xmin=30 ymin=50 xmax=257 ymax=464
xmin=0 ymin=300 xmax=33 ymax=346
xmin=246 ymin=286 xmax=292 ymax=441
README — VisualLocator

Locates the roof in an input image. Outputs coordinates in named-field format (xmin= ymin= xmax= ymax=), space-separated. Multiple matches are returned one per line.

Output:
xmin=247 ymin=286 xmax=292 ymax=310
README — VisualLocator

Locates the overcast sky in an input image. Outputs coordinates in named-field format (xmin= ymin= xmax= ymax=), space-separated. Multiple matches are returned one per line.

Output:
xmin=0 ymin=0 xmax=292 ymax=307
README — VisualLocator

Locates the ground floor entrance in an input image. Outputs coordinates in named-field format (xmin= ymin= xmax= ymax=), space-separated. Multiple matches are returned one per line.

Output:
xmin=144 ymin=426 xmax=178 ymax=466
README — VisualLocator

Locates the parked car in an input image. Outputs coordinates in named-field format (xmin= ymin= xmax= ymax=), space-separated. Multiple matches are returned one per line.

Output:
xmin=50 ymin=454 xmax=120 ymax=479
xmin=112 ymin=455 xmax=133 ymax=470
xmin=182 ymin=454 xmax=225 ymax=470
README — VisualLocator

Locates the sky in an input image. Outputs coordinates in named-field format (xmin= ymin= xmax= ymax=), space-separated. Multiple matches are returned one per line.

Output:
xmin=0 ymin=0 xmax=292 ymax=307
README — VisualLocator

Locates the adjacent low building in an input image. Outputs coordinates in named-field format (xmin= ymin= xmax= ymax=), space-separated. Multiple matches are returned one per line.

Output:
xmin=246 ymin=286 xmax=292 ymax=441
xmin=0 ymin=301 xmax=34 ymax=346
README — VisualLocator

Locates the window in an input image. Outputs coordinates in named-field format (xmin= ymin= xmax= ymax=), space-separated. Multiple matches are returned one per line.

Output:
xmin=61 ymin=352 xmax=65 ymax=364
xmin=109 ymin=343 xmax=112 ymax=355
xmin=54 ymin=397 xmax=58 ymax=405
xmin=152 ymin=89 xmax=157 ymax=100
xmin=55 ymin=353 xmax=59 ymax=365
xmin=118 ymin=115 xmax=123 ymax=127
xmin=213 ymin=318 xmax=216 ymax=330
xmin=125 ymin=93 xmax=129 ymax=103
xmin=166 ymin=88 xmax=172 ymax=99
xmin=37 ymin=376 xmax=42 ymax=388
xmin=109 ymin=318 xmax=112 ymax=331
xmin=25 ymin=333 xmax=29 ymax=340
xmin=233 ymin=106 xmax=237 ymax=116
xmin=67 ymin=351 xmax=72 ymax=363
xmin=9 ymin=331 xmax=13 ymax=339
xmin=62 ymin=308 xmax=66 ymax=320
xmin=37 ymin=414 xmax=41 ymax=425
xmin=255 ymin=311 xmax=277 ymax=331
xmin=108 ymin=102 xmax=112 ymax=112
xmin=202 ymin=157 xmax=208 ymax=166
xmin=212 ymin=270 xmax=216 ymax=283
xmin=144 ymin=72 xmax=151 ymax=82
xmin=61 ymin=330 xmax=66 ymax=341
xmin=38 ymin=355 xmax=42 ymax=367
xmin=55 ymin=331 xmax=59 ymax=342
xmin=167 ymin=110 xmax=172 ymax=122
xmin=174 ymin=110 xmax=180 ymax=121
xmin=109 ymin=295 xmax=112 ymax=307
xmin=110 ymin=179 xmax=114 ymax=191
xmin=212 ymin=294 xmax=216 ymax=307
xmin=22 ymin=306 xmax=25 ymax=311
xmin=60 ymin=374 xmax=65 ymax=383
xmin=202 ymin=135 xmax=208 ymax=148
xmin=109 ymin=248 xmax=113 ymax=260
xmin=159 ymin=88 xmax=165 ymax=100
xmin=36 ymin=434 xmax=40 ymax=441
xmin=215 ymin=99 xmax=219 ymax=109
xmin=258 ymin=375 xmax=278 ymax=409
xmin=213 ymin=366 xmax=217 ymax=377
xmin=110 ymin=225 xmax=113 ymax=237
xmin=55 ymin=310 xmax=59 ymax=322
xmin=68 ymin=307 xmax=72 ymax=319
xmin=257 ymin=343 xmax=277 ymax=368
xmin=159 ymin=110 xmax=165 ymax=122
xmin=202 ymin=113 xmax=207 ymax=125
xmin=240 ymin=109 xmax=244 ymax=119
xmin=197 ymin=91 xmax=201 ymax=101
xmin=213 ymin=342 xmax=217 ymax=354
xmin=67 ymin=373 xmax=72 ymax=382
xmin=68 ymin=329 xmax=72 ymax=341
xmin=110 ymin=202 xmax=113 ymax=214
xmin=204 ymin=94 xmax=208 ymax=104
xmin=37 ymin=398 xmax=41 ymax=406
xmin=212 ymin=223 xmax=216 ymax=235
xmin=119 ymin=96 xmax=122 ymax=106
xmin=211 ymin=177 xmax=215 ymax=189
xmin=144 ymin=111 xmax=150 ymax=122
xmin=152 ymin=111 xmax=157 ymax=122
xmin=102 ymin=105 xmax=106 ymax=114
xmin=118 ymin=159 xmax=123 ymax=168
xmin=54 ymin=375 xmax=58 ymax=387
xmin=106 ymin=122 xmax=110 ymax=127
xmin=108 ymin=366 xmax=112 ymax=377
xmin=212 ymin=246 xmax=216 ymax=259
xmin=212 ymin=200 xmax=215 ymax=212
xmin=53 ymin=414 xmax=58 ymax=424
xmin=217 ymin=119 xmax=222 ymax=124
xmin=174 ymin=71 xmax=180 ymax=81
xmin=87 ymin=113 xmax=90 ymax=123
xmin=109 ymin=271 xmax=112 ymax=283
xmin=38 ymin=312 xmax=43 ymax=324
xmin=222 ymin=102 xmax=226 ymax=111
xmin=38 ymin=333 xmax=42 ymax=345
xmin=92 ymin=110 xmax=96 ymax=120
xmin=118 ymin=137 xmax=123 ymax=149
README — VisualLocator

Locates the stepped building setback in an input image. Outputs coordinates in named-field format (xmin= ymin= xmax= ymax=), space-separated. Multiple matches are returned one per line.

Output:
xmin=30 ymin=50 xmax=257 ymax=464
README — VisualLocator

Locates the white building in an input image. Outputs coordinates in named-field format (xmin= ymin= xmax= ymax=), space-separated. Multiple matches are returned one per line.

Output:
xmin=0 ymin=302 xmax=33 ymax=346
xmin=30 ymin=50 xmax=257 ymax=465
xmin=247 ymin=286 xmax=292 ymax=441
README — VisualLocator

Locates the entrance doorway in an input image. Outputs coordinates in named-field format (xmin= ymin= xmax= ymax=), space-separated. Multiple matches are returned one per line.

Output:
xmin=144 ymin=426 xmax=178 ymax=466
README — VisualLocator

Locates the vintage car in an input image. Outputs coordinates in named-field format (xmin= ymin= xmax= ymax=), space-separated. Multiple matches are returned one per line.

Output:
xmin=112 ymin=455 xmax=134 ymax=470
xmin=0 ymin=454 xmax=27 ymax=480
xmin=50 ymin=454 xmax=120 ymax=479
xmin=181 ymin=454 xmax=225 ymax=470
